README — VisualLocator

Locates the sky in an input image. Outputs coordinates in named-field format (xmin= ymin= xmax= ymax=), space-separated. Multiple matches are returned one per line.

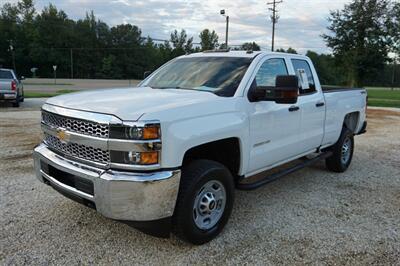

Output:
xmin=5 ymin=0 xmax=351 ymax=54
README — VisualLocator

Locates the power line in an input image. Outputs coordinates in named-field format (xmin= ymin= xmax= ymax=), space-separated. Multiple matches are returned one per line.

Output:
xmin=267 ymin=0 xmax=283 ymax=52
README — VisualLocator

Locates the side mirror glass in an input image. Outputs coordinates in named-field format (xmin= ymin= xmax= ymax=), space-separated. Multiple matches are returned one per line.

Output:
xmin=143 ymin=71 xmax=152 ymax=79
xmin=250 ymin=75 xmax=299 ymax=104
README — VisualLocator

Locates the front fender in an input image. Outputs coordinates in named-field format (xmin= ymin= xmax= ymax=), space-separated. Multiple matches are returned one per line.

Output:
xmin=161 ymin=111 xmax=249 ymax=174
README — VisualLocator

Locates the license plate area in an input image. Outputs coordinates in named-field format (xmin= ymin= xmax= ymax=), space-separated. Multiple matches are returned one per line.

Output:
xmin=41 ymin=161 xmax=94 ymax=196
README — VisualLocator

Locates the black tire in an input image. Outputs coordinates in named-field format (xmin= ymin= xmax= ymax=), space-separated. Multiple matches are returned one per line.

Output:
xmin=12 ymin=98 xmax=20 ymax=107
xmin=325 ymin=127 xmax=354 ymax=172
xmin=173 ymin=159 xmax=234 ymax=245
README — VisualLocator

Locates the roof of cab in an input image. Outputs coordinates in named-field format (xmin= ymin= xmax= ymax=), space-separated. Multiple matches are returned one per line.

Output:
xmin=184 ymin=50 xmax=307 ymax=59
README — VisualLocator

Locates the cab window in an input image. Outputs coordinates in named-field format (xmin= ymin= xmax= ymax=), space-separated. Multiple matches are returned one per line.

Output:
xmin=291 ymin=59 xmax=316 ymax=94
xmin=255 ymin=58 xmax=288 ymax=87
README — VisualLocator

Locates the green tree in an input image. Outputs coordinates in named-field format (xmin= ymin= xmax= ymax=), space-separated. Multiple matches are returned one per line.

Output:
xmin=241 ymin=42 xmax=261 ymax=51
xmin=199 ymin=29 xmax=218 ymax=51
xmin=30 ymin=4 xmax=75 ymax=77
xmin=276 ymin=47 xmax=297 ymax=54
xmin=170 ymin=29 xmax=193 ymax=56
xmin=17 ymin=0 xmax=35 ymax=22
xmin=389 ymin=1 xmax=400 ymax=56
xmin=322 ymin=0 xmax=393 ymax=86
xmin=0 ymin=2 xmax=19 ymax=68
xmin=306 ymin=50 xmax=342 ymax=85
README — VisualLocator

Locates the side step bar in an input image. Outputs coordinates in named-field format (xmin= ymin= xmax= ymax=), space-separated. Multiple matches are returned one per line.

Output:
xmin=236 ymin=151 xmax=333 ymax=191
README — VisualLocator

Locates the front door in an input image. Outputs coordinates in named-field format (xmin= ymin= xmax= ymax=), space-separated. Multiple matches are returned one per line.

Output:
xmin=247 ymin=57 xmax=302 ymax=174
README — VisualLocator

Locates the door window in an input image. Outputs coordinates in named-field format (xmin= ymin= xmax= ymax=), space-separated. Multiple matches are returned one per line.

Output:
xmin=255 ymin=58 xmax=288 ymax=87
xmin=291 ymin=59 xmax=316 ymax=94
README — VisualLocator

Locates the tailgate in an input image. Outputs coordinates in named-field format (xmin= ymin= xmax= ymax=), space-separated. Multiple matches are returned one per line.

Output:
xmin=0 ymin=80 xmax=13 ymax=92
xmin=0 ymin=80 xmax=16 ymax=99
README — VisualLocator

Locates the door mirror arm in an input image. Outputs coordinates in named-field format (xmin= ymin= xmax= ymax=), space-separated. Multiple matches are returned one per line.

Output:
xmin=143 ymin=71 xmax=152 ymax=79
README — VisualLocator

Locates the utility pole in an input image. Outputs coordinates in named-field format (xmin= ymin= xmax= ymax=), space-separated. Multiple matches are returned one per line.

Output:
xmin=220 ymin=10 xmax=229 ymax=49
xmin=392 ymin=56 xmax=397 ymax=91
xmin=9 ymin=41 xmax=16 ymax=72
xmin=70 ymin=48 xmax=74 ymax=79
xmin=267 ymin=0 xmax=283 ymax=51
xmin=225 ymin=15 xmax=229 ymax=48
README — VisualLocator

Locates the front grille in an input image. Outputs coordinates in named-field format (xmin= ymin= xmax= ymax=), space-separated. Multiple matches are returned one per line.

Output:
xmin=42 ymin=111 xmax=109 ymax=138
xmin=44 ymin=133 xmax=110 ymax=164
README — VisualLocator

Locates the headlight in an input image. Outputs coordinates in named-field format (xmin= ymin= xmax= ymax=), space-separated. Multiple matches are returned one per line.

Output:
xmin=110 ymin=151 xmax=159 ymax=165
xmin=110 ymin=123 xmax=160 ymax=140
xmin=109 ymin=121 xmax=161 ymax=166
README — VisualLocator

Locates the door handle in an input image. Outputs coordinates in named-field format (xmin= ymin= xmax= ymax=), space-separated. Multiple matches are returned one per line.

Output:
xmin=288 ymin=106 xmax=300 ymax=112
xmin=316 ymin=102 xmax=325 ymax=107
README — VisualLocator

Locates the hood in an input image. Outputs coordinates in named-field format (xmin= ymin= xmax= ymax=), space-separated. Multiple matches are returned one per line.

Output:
xmin=46 ymin=87 xmax=219 ymax=121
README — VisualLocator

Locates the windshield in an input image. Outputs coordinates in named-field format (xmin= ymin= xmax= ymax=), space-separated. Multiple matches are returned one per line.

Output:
xmin=144 ymin=57 xmax=252 ymax=97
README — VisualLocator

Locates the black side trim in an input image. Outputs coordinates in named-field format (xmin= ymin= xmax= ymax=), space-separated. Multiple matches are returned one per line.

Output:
xmin=237 ymin=151 xmax=332 ymax=190
xmin=120 ymin=217 xmax=172 ymax=238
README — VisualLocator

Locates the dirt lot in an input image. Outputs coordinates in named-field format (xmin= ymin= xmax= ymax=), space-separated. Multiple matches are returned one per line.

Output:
xmin=1 ymin=103 xmax=399 ymax=265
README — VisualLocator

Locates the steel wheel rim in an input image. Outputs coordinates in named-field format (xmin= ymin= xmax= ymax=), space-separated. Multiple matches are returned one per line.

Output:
xmin=341 ymin=137 xmax=352 ymax=164
xmin=193 ymin=180 xmax=226 ymax=230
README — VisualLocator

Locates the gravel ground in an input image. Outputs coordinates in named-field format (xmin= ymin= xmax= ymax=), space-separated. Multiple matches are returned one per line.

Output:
xmin=1 ymin=103 xmax=399 ymax=265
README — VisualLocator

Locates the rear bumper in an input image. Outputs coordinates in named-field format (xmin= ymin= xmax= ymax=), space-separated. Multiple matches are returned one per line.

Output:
xmin=33 ymin=143 xmax=181 ymax=222
xmin=0 ymin=92 xmax=17 ymax=100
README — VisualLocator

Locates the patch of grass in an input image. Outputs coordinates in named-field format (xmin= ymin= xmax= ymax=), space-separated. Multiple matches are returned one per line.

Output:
xmin=366 ymin=89 xmax=400 ymax=100
xmin=56 ymin=89 xmax=77 ymax=94
xmin=367 ymin=98 xmax=400 ymax=108
xmin=23 ymin=82 xmax=73 ymax=86
xmin=366 ymin=88 xmax=400 ymax=108
xmin=25 ymin=89 xmax=77 ymax=98
xmin=365 ymin=86 xmax=400 ymax=90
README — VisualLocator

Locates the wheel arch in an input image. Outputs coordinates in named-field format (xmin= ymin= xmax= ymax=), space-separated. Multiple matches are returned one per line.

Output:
xmin=343 ymin=111 xmax=360 ymax=133
xmin=181 ymin=137 xmax=242 ymax=179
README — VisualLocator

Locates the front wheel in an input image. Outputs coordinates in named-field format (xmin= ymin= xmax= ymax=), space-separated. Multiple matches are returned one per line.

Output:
xmin=173 ymin=160 xmax=234 ymax=245
xmin=326 ymin=127 xmax=354 ymax=172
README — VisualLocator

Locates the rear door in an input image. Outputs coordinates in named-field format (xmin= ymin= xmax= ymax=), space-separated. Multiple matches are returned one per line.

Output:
xmin=290 ymin=59 xmax=325 ymax=152
xmin=247 ymin=57 xmax=302 ymax=173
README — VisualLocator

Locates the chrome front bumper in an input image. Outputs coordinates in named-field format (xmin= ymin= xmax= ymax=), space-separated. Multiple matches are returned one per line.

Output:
xmin=33 ymin=143 xmax=181 ymax=221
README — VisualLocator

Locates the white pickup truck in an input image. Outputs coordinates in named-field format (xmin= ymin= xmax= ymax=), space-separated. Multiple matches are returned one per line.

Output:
xmin=33 ymin=51 xmax=367 ymax=244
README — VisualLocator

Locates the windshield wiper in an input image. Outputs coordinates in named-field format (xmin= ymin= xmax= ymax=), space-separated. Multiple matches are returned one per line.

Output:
xmin=152 ymin=86 xmax=215 ymax=94
xmin=152 ymin=86 xmax=188 ymax=90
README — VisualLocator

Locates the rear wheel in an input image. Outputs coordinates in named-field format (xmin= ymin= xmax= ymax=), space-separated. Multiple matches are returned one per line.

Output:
xmin=12 ymin=98 xmax=20 ymax=107
xmin=173 ymin=160 xmax=234 ymax=245
xmin=326 ymin=127 xmax=354 ymax=172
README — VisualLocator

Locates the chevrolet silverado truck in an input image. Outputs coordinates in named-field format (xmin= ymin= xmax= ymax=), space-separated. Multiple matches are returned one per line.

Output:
xmin=0 ymin=68 xmax=24 ymax=107
xmin=33 ymin=51 xmax=367 ymax=244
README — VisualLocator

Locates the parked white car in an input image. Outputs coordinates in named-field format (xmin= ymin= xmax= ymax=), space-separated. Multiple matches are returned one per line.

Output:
xmin=33 ymin=51 xmax=367 ymax=244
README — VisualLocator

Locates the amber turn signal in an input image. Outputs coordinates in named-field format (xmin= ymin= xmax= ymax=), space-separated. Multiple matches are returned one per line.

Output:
xmin=143 ymin=126 xmax=160 ymax=140
xmin=139 ymin=151 xmax=159 ymax=164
